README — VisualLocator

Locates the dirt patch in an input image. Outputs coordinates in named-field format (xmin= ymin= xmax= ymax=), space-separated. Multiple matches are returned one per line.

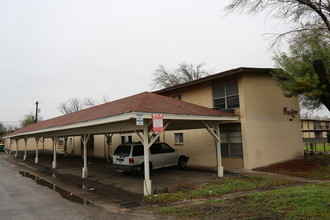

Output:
xmin=255 ymin=155 xmax=330 ymax=180
xmin=257 ymin=158 xmax=318 ymax=172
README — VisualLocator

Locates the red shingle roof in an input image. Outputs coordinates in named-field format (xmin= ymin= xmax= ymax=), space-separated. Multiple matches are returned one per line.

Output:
xmin=7 ymin=92 xmax=233 ymax=137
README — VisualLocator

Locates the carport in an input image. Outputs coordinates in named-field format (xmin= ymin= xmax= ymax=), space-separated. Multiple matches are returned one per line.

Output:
xmin=4 ymin=92 xmax=237 ymax=195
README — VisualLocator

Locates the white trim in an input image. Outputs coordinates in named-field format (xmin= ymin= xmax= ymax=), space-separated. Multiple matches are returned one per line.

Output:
xmin=5 ymin=111 xmax=238 ymax=139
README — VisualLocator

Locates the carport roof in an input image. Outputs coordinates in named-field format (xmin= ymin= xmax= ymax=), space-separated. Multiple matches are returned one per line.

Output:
xmin=6 ymin=92 xmax=235 ymax=138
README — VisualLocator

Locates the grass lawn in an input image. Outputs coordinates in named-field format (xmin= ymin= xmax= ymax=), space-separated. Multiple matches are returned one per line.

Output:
xmin=304 ymin=143 xmax=330 ymax=152
xmin=145 ymin=174 xmax=298 ymax=204
xmin=148 ymin=156 xmax=330 ymax=219
xmin=256 ymin=154 xmax=330 ymax=180
xmin=159 ymin=183 xmax=330 ymax=219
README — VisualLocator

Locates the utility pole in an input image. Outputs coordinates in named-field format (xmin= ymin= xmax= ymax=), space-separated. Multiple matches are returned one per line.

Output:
xmin=35 ymin=101 xmax=39 ymax=123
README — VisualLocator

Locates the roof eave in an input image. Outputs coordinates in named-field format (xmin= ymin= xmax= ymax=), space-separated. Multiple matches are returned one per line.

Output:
xmin=4 ymin=111 xmax=238 ymax=139
xmin=153 ymin=67 xmax=274 ymax=94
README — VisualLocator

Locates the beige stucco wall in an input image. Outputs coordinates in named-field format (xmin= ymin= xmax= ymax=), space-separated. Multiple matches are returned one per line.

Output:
xmin=239 ymin=72 xmax=303 ymax=169
xmin=5 ymin=137 xmax=53 ymax=152
xmin=159 ymin=81 xmax=213 ymax=108
xmin=92 ymin=133 xmax=140 ymax=158
xmin=160 ymin=77 xmax=244 ymax=169
xmin=163 ymin=129 xmax=218 ymax=169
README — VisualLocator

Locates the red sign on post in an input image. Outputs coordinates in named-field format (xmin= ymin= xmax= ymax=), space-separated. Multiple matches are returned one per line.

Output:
xmin=152 ymin=114 xmax=164 ymax=132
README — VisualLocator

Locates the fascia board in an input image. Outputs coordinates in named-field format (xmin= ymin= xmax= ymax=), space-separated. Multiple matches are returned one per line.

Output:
xmin=132 ymin=112 xmax=238 ymax=121
xmin=5 ymin=112 xmax=238 ymax=139
xmin=5 ymin=113 xmax=133 ymax=139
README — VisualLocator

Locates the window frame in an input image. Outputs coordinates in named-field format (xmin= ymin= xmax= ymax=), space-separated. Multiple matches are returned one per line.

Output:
xmin=220 ymin=131 xmax=243 ymax=158
xmin=120 ymin=135 xmax=133 ymax=144
xmin=174 ymin=133 xmax=184 ymax=144
xmin=212 ymin=82 xmax=239 ymax=110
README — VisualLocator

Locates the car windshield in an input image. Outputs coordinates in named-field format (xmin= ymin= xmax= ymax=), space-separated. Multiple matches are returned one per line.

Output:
xmin=114 ymin=145 xmax=131 ymax=157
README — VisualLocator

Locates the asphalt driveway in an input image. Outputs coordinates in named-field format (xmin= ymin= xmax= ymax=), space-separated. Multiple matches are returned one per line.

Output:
xmin=5 ymin=150 xmax=222 ymax=210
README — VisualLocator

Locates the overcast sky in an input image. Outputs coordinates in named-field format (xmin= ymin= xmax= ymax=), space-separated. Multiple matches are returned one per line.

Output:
xmin=1 ymin=0 xmax=328 ymax=126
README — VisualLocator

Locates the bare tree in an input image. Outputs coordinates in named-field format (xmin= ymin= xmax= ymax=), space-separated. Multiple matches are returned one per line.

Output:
xmin=177 ymin=62 xmax=209 ymax=82
xmin=83 ymin=98 xmax=96 ymax=108
xmin=226 ymin=0 xmax=330 ymax=43
xmin=152 ymin=62 xmax=209 ymax=89
xmin=102 ymin=95 xmax=110 ymax=103
xmin=58 ymin=98 xmax=83 ymax=115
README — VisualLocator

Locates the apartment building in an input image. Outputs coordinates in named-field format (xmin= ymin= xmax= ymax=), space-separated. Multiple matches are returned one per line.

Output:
xmin=154 ymin=67 xmax=303 ymax=169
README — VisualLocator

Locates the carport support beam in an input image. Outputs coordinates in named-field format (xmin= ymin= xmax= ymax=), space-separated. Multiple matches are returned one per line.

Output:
xmin=204 ymin=121 xmax=223 ymax=177
xmin=82 ymin=134 xmax=91 ymax=179
xmin=15 ymin=139 xmax=18 ymax=157
xmin=105 ymin=134 xmax=113 ymax=162
xmin=138 ymin=121 xmax=170 ymax=196
xmin=9 ymin=139 xmax=12 ymax=154
xmin=143 ymin=123 xmax=152 ymax=196
xmin=23 ymin=138 xmax=28 ymax=160
xmin=52 ymin=137 xmax=58 ymax=169
xmin=215 ymin=125 xmax=223 ymax=177
xmin=35 ymin=137 xmax=39 ymax=164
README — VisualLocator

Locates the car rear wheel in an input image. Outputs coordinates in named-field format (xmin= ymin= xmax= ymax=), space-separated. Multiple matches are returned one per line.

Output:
xmin=177 ymin=157 xmax=187 ymax=170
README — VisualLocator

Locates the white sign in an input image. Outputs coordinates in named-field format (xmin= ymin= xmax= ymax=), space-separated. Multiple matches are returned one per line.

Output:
xmin=136 ymin=114 xmax=144 ymax=126
xmin=152 ymin=113 xmax=164 ymax=132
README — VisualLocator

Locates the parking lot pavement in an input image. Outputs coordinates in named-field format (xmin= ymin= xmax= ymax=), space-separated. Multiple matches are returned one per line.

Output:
xmin=6 ymin=150 xmax=221 ymax=207
xmin=0 ymin=152 xmax=167 ymax=220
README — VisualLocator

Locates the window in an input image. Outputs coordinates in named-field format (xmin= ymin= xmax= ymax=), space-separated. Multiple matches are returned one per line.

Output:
xmin=220 ymin=131 xmax=243 ymax=157
xmin=114 ymin=145 xmax=131 ymax=156
xmin=174 ymin=133 xmax=184 ymax=144
xmin=172 ymin=95 xmax=182 ymax=100
xmin=132 ymin=145 xmax=144 ymax=156
xmin=315 ymin=132 xmax=322 ymax=139
xmin=314 ymin=121 xmax=320 ymax=129
xmin=213 ymin=82 xmax=239 ymax=110
xmin=150 ymin=144 xmax=162 ymax=154
xmin=160 ymin=143 xmax=175 ymax=153
xmin=150 ymin=143 xmax=175 ymax=154
xmin=120 ymin=135 xmax=132 ymax=144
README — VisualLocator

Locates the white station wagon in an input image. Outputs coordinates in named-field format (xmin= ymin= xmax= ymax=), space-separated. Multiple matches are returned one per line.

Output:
xmin=112 ymin=142 xmax=189 ymax=176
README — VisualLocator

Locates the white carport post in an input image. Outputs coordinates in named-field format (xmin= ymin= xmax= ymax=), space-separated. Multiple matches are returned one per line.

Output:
xmin=105 ymin=134 xmax=113 ymax=162
xmin=35 ymin=137 xmax=40 ymax=164
xmin=81 ymin=134 xmax=91 ymax=179
xmin=52 ymin=137 xmax=59 ymax=169
xmin=9 ymin=139 xmax=14 ymax=154
xmin=15 ymin=139 xmax=19 ymax=157
xmin=23 ymin=138 xmax=28 ymax=160
xmin=204 ymin=121 xmax=223 ymax=177
xmin=142 ymin=124 xmax=152 ymax=196
xmin=136 ymin=121 xmax=170 ymax=196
